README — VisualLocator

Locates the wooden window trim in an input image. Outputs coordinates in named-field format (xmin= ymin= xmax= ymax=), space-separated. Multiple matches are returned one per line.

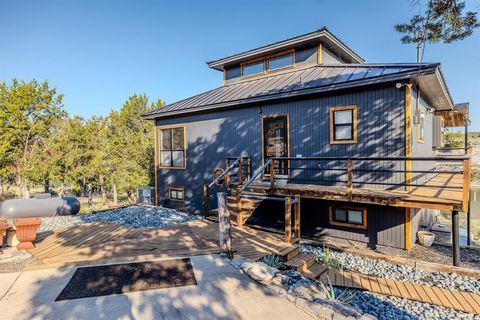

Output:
xmin=261 ymin=113 xmax=290 ymax=177
xmin=416 ymin=107 xmax=425 ymax=144
xmin=157 ymin=125 xmax=187 ymax=170
xmin=329 ymin=105 xmax=358 ymax=144
xmin=329 ymin=206 xmax=367 ymax=229
xmin=266 ymin=49 xmax=295 ymax=73
xmin=168 ymin=187 xmax=185 ymax=202
xmin=317 ymin=42 xmax=322 ymax=64
xmin=240 ymin=57 xmax=266 ymax=79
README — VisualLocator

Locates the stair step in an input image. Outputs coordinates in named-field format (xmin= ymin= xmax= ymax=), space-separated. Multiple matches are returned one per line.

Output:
xmin=303 ymin=263 xmax=329 ymax=280
xmin=277 ymin=245 xmax=299 ymax=260
xmin=285 ymin=253 xmax=315 ymax=272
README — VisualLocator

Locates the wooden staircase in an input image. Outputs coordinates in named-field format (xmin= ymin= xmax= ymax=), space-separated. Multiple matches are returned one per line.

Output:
xmin=277 ymin=245 xmax=330 ymax=280
xmin=226 ymin=183 xmax=271 ymax=226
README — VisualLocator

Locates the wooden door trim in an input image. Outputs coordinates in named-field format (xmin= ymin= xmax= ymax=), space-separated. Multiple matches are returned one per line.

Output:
xmin=261 ymin=113 xmax=290 ymax=176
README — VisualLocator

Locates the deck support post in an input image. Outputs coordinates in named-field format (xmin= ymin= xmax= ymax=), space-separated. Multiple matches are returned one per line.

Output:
xmin=238 ymin=158 xmax=243 ymax=185
xmin=452 ymin=210 xmax=460 ymax=267
xmin=217 ymin=192 xmax=233 ymax=259
xmin=225 ymin=159 xmax=231 ymax=188
xmin=285 ymin=197 xmax=292 ymax=243
xmin=347 ymin=159 xmax=353 ymax=201
xmin=269 ymin=160 xmax=275 ymax=190
xmin=294 ymin=196 xmax=301 ymax=243
xmin=203 ymin=184 xmax=209 ymax=217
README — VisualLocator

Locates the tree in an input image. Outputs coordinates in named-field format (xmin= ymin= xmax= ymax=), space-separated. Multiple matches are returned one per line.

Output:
xmin=0 ymin=79 xmax=65 ymax=198
xmin=395 ymin=0 xmax=479 ymax=62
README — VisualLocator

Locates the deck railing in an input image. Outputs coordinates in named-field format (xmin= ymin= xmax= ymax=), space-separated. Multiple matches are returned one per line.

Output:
xmin=240 ymin=156 xmax=471 ymax=212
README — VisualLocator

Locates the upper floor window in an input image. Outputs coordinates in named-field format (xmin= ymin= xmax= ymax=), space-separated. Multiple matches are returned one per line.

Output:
xmin=329 ymin=105 xmax=358 ymax=144
xmin=241 ymin=59 xmax=264 ymax=77
xmin=159 ymin=126 xmax=186 ymax=169
xmin=267 ymin=51 xmax=294 ymax=71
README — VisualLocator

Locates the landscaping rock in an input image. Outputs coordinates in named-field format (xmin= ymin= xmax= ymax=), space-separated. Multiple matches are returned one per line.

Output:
xmin=271 ymin=273 xmax=290 ymax=287
xmin=289 ymin=281 xmax=316 ymax=301
xmin=240 ymin=261 xmax=278 ymax=282
xmin=231 ymin=256 xmax=248 ymax=268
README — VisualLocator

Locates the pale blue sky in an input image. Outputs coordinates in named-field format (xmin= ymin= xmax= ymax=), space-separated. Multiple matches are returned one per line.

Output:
xmin=1 ymin=0 xmax=479 ymax=129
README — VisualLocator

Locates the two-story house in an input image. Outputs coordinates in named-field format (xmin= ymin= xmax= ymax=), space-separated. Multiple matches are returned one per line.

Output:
xmin=142 ymin=27 xmax=470 ymax=265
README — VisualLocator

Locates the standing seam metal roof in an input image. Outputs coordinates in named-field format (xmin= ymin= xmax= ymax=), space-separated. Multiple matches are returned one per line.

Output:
xmin=142 ymin=63 xmax=442 ymax=119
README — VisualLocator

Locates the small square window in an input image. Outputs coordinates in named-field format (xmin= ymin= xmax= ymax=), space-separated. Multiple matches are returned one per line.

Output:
xmin=169 ymin=188 xmax=184 ymax=201
xmin=330 ymin=207 xmax=366 ymax=229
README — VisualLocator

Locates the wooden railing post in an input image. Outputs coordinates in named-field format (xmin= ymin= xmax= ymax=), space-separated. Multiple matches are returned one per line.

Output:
xmin=294 ymin=196 xmax=301 ymax=243
xmin=247 ymin=157 xmax=251 ymax=181
xmin=238 ymin=158 xmax=243 ymax=185
xmin=285 ymin=197 xmax=292 ymax=243
xmin=347 ymin=159 xmax=353 ymax=201
xmin=203 ymin=184 xmax=209 ymax=217
xmin=225 ymin=159 xmax=231 ymax=188
xmin=463 ymin=158 xmax=471 ymax=213
xmin=217 ymin=192 xmax=233 ymax=259
xmin=270 ymin=160 xmax=275 ymax=189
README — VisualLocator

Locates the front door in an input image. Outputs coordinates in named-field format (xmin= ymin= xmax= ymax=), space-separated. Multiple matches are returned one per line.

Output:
xmin=263 ymin=115 xmax=289 ymax=175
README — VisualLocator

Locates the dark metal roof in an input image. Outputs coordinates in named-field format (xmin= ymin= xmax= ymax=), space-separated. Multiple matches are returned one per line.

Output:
xmin=207 ymin=27 xmax=364 ymax=70
xmin=142 ymin=63 xmax=447 ymax=120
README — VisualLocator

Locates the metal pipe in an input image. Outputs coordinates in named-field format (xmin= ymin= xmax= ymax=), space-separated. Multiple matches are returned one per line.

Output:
xmin=240 ymin=159 xmax=272 ymax=193
xmin=208 ymin=158 xmax=240 ymax=188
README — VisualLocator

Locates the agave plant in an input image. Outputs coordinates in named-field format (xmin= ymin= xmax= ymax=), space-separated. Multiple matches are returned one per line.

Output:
xmin=261 ymin=253 xmax=284 ymax=269
xmin=318 ymin=276 xmax=356 ymax=304
xmin=315 ymin=246 xmax=343 ymax=271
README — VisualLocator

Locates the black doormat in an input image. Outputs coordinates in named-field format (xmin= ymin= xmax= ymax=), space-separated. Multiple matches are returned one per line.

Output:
xmin=56 ymin=258 xmax=197 ymax=301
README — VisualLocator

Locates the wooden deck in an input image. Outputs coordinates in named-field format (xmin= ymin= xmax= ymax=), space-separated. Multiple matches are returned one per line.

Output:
xmin=25 ymin=219 xmax=291 ymax=270
xmin=263 ymin=172 xmax=465 ymax=212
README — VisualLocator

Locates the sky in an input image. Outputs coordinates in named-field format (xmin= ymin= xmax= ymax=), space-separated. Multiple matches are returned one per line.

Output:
xmin=1 ymin=0 xmax=480 ymax=129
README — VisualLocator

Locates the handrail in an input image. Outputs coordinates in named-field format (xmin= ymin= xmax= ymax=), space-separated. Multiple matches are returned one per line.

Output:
xmin=208 ymin=158 xmax=240 ymax=188
xmin=240 ymin=159 xmax=272 ymax=193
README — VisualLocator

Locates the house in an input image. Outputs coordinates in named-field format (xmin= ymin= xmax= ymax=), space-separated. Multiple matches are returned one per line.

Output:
xmin=142 ymin=27 xmax=470 ymax=264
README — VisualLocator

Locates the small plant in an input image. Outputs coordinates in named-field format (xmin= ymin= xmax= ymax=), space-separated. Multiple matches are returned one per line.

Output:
xmin=261 ymin=253 xmax=284 ymax=269
xmin=318 ymin=276 xmax=356 ymax=304
xmin=316 ymin=246 xmax=343 ymax=271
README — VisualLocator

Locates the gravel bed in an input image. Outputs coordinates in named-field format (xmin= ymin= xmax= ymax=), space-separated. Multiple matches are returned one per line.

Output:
xmin=341 ymin=288 xmax=480 ymax=320
xmin=301 ymin=244 xmax=480 ymax=294
xmin=38 ymin=206 xmax=200 ymax=232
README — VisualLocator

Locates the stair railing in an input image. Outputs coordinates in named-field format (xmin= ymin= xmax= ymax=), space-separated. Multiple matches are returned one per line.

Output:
xmin=203 ymin=157 xmax=243 ymax=217
xmin=240 ymin=159 xmax=273 ymax=194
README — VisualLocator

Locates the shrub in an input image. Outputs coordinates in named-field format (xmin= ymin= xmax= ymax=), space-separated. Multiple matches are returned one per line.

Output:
xmin=319 ymin=275 xmax=356 ymax=304
xmin=315 ymin=246 xmax=343 ymax=271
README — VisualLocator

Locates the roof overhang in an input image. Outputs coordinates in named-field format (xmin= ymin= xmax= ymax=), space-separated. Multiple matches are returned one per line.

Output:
xmin=413 ymin=65 xmax=455 ymax=111
xmin=436 ymin=103 xmax=469 ymax=127
xmin=206 ymin=27 xmax=364 ymax=71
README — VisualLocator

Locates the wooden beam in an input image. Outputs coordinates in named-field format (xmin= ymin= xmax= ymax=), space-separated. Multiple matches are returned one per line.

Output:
xmin=217 ymin=192 xmax=233 ymax=259
xmin=285 ymin=197 xmax=292 ymax=243
xmin=203 ymin=184 xmax=209 ymax=217
xmin=270 ymin=160 xmax=275 ymax=189
xmin=405 ymin=208 xmax=411 ymax=250
xmin=405 ymin=86 xmax=412 ymax=192
xmin=294 ymin=196 xmax=301 ymax=243
xmin=452 ymin=210 xmax=460 ymax=266
xmin=238 ymin=158 xmax=243 ymax=185
xmin=225 ymin=159 xmax=231 ymax=188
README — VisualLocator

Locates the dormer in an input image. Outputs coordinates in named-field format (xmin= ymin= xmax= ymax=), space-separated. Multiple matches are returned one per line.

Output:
xmin=207 ymin=27 xmax=364 ymax=85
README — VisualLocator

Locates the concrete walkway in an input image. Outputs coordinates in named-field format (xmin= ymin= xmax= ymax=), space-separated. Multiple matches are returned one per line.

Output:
xmin=0 ymin=254 xmax=313 ymax=320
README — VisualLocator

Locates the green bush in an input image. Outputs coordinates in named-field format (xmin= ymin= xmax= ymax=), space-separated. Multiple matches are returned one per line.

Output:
xmin=261 ymin=253 xmax=284 ymax=269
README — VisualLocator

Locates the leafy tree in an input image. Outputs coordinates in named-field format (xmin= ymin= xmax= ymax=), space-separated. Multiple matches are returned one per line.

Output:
xmin=395 ymin=0 xmax=479 ymax=62
xmin=0 ymin=79 xmax=65 ymax=198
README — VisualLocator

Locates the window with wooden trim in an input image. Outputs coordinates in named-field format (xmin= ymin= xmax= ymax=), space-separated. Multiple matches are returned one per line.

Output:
xmin=241 ymin=59 xmax=264 ymax=77
xmin=267 ymin=51 xmax=294 ymax=71
xmin=329 ymin=105 xmax=357 ymax=144
xmin=159 ymin=126 xmax=186 ymax=168
xmin=169 ymin=187 xmax=184 ymax=201
xmin=416 ymin=107 xmax=425 ymax=144
xmin=329 ymin=206 xmax=367 ymax=229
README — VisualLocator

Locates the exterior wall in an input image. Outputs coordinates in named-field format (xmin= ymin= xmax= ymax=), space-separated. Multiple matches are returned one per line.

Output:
xmin=155 ymin=84 xmax=406 ymax=213
xmin=322 ymin=47 xmax=344 ymax=64
xmin=248 ymin=199 xmax=406 ymax=249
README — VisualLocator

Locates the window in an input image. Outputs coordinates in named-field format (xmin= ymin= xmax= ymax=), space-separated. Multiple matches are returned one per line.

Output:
xmin=329 ymin=106 xmax=357 ymax=144
xmin=241 ymin=59 xmax=264 ymax=77
xmin=329 ymin=206 xmax=367 ymax=229
xmin=267 ymin=51 xmax=294 ymax=71
xmin=159 ymin=126 xmax=186 ymax=168
xmin=416 ymin=108 xmax=425 ymax=144
xmin=169 ymin=187 xmax=184 ymax=201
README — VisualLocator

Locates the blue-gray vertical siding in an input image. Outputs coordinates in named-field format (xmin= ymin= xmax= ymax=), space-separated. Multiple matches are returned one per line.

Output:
xmin=155 ymin=84 xmax=406 ymax=213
